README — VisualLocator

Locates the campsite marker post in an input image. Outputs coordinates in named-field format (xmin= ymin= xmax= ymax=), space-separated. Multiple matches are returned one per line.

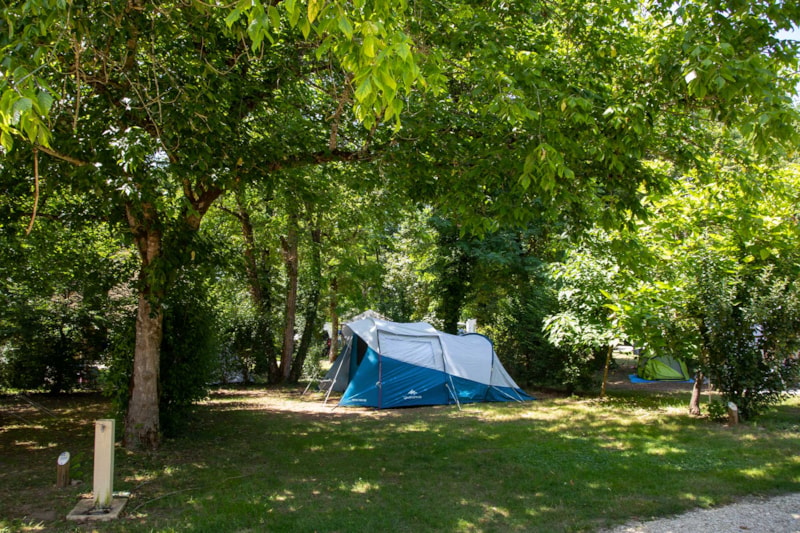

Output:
xmin=93 ymin=419 xmax=115 ymax=509
xmin=727 ymin=402 xmax=739 ymax=425
xmin=56 ymin=451 xmax=70 ymax=488
xmin=66 ymin=419 xmax=128 ymax=522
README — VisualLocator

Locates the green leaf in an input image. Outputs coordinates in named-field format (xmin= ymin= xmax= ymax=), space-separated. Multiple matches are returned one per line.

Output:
xmin=268 ymin=5 xmax=281 ymax=30
xmin=523 ymin=151 xmax=536 ymax=176
xmin=308 ymin=0 xmax=323 ymax=23
xmin=286 ymin=0 xmax=300 ymax=27
xmin=363 ymin=35 xmax=376 ymax=58
xmin=299 ymin=17 xmax=311 ymax=38
xmin=1 ymin=129 xmax=13 ymax=151
xmin=13 ymin=97 xmax=33 ymax=115
xmin=36 ymin=91 xmax=54 ymax=113
xmin=224 ymin=8 xmax=242 ymax=28
xmin=338 ymin=15 xmax=353 ymax=39
xmin=315 ymin=36 xmax=333 ymax=60
xmin=379 ymin=68 xmax=397 ymax=92
xmin=354 ymin=78 xmax=373 ymax=103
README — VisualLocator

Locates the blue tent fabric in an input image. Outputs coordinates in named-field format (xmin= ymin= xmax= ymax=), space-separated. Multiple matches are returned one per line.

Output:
xmin=628 ymin=374 xmax=694 ymax=384
xmin=325 ymin=318 xmax=532 ymax=408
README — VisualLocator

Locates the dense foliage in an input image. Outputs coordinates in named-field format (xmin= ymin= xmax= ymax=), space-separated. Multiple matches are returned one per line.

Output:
xmin=0 ymin=0 xmax=798 ymax=446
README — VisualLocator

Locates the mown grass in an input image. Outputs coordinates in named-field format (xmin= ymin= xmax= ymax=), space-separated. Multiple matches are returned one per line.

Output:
xmin=1 ymin=387 xmax=798 ymax=532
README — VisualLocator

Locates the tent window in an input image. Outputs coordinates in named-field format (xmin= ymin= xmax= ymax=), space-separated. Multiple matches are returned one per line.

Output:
xmin=380 ymin=334 xmax=442 ymax=371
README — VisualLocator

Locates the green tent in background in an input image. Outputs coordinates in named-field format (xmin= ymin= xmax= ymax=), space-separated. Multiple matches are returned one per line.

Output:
xmin=637 ymin=354 xmax=691 ymax=381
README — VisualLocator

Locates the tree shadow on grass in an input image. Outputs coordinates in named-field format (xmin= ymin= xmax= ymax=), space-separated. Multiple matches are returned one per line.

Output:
xmin=117 ymin=390 xmax=800 ymax=532
xmin=2 ymin=389 xmax=799 ymax=532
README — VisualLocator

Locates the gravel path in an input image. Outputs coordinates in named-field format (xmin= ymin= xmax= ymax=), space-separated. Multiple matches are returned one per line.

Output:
xmin=603 ymin=493 xmax=800 ymax=532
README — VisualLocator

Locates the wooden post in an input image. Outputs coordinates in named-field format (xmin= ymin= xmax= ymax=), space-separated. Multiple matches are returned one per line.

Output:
xmin=727 ymin=402 xmax=739 ymax=425
xmin=93 ymin=419 xmax=115 ymax=510
xmin=56 ymin=451 xmax=71 ymax=488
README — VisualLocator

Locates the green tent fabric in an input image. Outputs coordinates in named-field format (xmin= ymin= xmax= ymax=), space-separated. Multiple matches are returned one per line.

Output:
xmin=637 ymin=354 xmax=690 ymax=381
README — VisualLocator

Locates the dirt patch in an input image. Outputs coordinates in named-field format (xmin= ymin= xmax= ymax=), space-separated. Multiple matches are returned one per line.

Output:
xmin=203 ymin=386 xmax=396 ymax=418
xmin=205 ymin=354 xmax=701 ymax=420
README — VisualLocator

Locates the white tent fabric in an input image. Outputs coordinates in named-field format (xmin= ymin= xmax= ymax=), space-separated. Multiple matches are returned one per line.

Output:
xmin=324 ymin=318 xmax=532 ymax=408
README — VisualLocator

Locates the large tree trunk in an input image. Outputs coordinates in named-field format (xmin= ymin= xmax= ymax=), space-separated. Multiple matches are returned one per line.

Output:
xmin=279 ymin=212 xmax=299 ymax=382
xmin=125 ymin=289 xmax=163 ymax=449
xmin=124 ymin=202 xmax=163 ymax=450
xmin=123 ymin=185 xmax=221 ymax=450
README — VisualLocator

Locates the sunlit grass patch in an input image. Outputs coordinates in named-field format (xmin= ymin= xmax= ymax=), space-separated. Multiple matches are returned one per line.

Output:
xmin=1 ymin=389 xmax=799 ymax=532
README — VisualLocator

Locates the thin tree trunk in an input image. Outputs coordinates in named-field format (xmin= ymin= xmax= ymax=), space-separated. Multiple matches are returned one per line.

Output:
xmin=289 ymin=226 xmax=322 ymax=383
xmin=237 ymin=192 xmax=264 ymax=306
xmin=600 ymin=344 xmax=613 ymax=399
xmin=279 ymin=213 xmax=299 ymax=382
xmin=691 ymin=318 xmax=710 ymax=416
xmin=328 ymin=277 xmax=339 ymax=362
xmin=689 ymin=371 xmax=704 ymax=416
xmin=233 ymin=187 xmax=277 ymax=378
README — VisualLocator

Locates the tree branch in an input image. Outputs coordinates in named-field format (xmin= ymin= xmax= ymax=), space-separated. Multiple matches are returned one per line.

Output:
xmin=36 ymin=145 xmax=91 ymax=166
xmin=25 ymin=148 xmax=39 ymax=235
xmin=264 ymin=148 xmax=375 ymax=172
xmin=214 ymin=204 xmax=245 ymax=222
xmin=183 ymin=182 xmax=224 ymax=230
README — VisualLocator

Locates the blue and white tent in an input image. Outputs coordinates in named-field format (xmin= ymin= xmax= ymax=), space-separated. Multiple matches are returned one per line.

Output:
xmin=322 ymin=318 xmax=532 ymax=408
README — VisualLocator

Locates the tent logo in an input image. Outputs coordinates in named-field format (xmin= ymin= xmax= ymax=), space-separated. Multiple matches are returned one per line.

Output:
xmin=403 ymin=389 xmax=423 ymax=400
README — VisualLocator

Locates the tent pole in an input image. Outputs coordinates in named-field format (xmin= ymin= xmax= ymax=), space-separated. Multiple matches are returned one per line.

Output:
xmin=492 ymin=386 xmax=524 ymax=402
xmin=436 ymin=336 xmax=460 ymax=410
xmin=447 ymin=379 xmax=462 ymax=411
xmin=302 ymin=364 xmax=323 ymax=395
xmin=485 ymin=350 xmax=496 ymax=402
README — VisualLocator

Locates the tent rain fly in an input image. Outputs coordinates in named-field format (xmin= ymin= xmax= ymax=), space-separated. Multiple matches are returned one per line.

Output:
xmin=321 ymin=318 xmax=532 ymax=408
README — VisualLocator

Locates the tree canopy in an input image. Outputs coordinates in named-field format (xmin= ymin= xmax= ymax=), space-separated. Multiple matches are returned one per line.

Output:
xmin=1 ymin=0 xmax=798 ymax=447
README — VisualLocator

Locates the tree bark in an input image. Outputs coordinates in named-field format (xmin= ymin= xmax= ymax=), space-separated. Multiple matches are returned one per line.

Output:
xmin=124 ymin=202 xmax=163 ymax=450
xmin=691 ymin=318 xmax=710 ymax=416
xmin=600 ymin=344 xmax=613 ymax=399
xmin=238 ymin=196 xmax=264 ymax=306
xmin=123 ymin=185 xmax=221 ymax=450
xmin=328 ymin=277 xmax=339 ymax=362
xmin=434 ymin=222 xmax=473 ymax=334
xmin=125 ymin=289 xmax=163 ymax=449
xmin=233 ymin=187 xmax=277 ymax=377
xmin=279 ymin=212 xmax=299 ymax=382
xmin=689 ymin=371 xmax=704 ymax=416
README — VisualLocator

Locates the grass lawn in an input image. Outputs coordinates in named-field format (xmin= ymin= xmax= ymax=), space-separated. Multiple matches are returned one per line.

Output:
xmin=1 ymin=386 xmax=798 ymax=532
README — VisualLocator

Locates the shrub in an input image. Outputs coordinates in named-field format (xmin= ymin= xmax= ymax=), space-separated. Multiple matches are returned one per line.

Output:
xmin=159 ymin=276 xmax=220 ymax=437
xmin=697 ymin=264 xmax=800 ymax=420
